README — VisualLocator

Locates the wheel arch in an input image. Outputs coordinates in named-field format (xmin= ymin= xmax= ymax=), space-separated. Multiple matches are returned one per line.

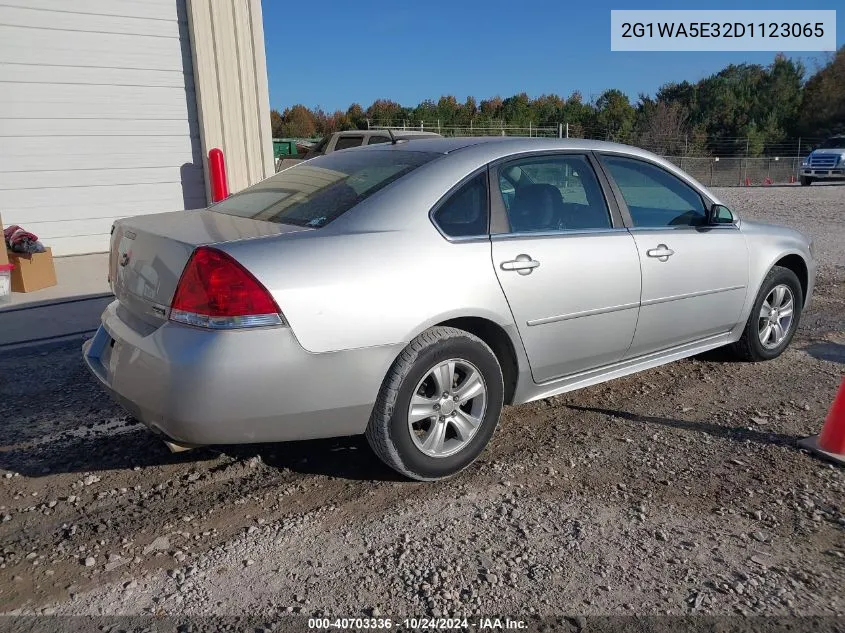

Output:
xmin=434 ymin=316 xmax=521 ymax=405
xmin=732 ymin=247 xmax=811 ymax=341
xmin=773 ymin=253 xmax=809 ymax=303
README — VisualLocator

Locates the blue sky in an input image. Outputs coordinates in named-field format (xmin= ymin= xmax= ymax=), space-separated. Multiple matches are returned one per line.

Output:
xmin=261 ymin=1 xmax=843 ymax=112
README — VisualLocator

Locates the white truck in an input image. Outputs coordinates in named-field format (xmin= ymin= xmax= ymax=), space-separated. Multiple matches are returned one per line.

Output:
xmin=800 ymin=135 xmax=845 ymax=186
xmin=276 ymin=130 xmax=440 ymax=171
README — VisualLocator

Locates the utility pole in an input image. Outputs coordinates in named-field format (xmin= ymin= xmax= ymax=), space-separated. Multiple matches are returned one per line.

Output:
xmin=744 ymin=137 xmax=749 ymax=184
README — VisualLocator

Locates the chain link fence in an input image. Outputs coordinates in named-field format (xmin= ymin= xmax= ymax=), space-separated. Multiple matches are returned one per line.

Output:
xmin=369 ymin=123 xmax=813 ymax=185
xmin=663 ymin=157 xmax=802 ymax=186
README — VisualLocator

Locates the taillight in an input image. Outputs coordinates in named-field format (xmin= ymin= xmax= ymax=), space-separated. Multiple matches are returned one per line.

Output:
xmin=170 ymin=246 xmax=284 ymax=329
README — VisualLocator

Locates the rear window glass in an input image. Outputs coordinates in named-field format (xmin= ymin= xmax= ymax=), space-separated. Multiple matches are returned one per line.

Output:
xmin=334 ymin=136 xmax=364 ymax=150
xmin=210 ymin=150 xmax=437 ymax=228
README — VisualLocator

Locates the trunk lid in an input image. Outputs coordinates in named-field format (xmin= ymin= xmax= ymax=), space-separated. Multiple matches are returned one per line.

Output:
xmin=110 ymin=210 xmax=308 ymax=327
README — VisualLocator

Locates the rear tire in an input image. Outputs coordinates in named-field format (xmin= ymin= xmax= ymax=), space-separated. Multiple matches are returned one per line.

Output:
xmin=800 ymin=176 xmax=813 ymax=186
xmin=366 ymin=326 xmax=504 ymax=481
xmin=731 ymin=266 xmax=803 ymax=362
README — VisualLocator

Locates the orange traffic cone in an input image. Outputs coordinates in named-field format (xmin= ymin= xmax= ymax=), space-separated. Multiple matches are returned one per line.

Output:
xmin=799 ymin=378 xmax=845 ymax=465
xmin=744 ymin=177 xmax=751 ymax=187
xmin=789 ymin=175 xmax=796 ymax=184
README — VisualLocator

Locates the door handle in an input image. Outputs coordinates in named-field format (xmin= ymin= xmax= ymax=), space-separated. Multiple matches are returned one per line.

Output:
xmin=646 ymin=244 xmax=675 ymax=262
xmin=500 ymin=254 xmax=540 ymax=275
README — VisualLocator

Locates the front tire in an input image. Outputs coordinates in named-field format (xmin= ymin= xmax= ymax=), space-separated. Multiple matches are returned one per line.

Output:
xmin=366 ymin=327 xmax=504 ymax=481
xmin=731 ymin=266 xmax=803 ymax=361
xmin=800 ymin=176 xmax=813 ymax=186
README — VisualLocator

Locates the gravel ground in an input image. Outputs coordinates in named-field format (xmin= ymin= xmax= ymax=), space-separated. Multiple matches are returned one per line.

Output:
xmin=0 ymin=185 xmax=842 ymax=621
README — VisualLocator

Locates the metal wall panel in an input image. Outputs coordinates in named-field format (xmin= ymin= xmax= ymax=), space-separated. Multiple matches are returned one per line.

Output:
xmin=0 ymin=0 xmax=206 ymax=256
xmin=186 ymin=0 xmax=274 ymax=199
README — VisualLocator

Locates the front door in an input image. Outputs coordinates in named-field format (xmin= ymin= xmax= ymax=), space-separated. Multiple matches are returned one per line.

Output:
xmin=491 ymin=153 xmax=641 ymax=383
xmin=598 ymin=154 xmax=749 ymax=358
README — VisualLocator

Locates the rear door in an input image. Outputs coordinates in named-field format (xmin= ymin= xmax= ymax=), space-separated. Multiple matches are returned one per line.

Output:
xmin=598 ymin=154 xmax=749 ymax=357
xmin=490 ymin=153 xmax=641 ymax=383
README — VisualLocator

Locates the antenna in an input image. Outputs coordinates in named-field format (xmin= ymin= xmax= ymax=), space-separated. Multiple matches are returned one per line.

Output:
xmin=386 ymin=128 xmax=397 ymax=144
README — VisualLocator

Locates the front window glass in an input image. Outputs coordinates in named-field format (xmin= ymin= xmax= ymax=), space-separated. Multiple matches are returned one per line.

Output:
xmin=602 ymin=156 xmax=706 ymax=227
xmin=211 ymin=150 xmax=437 ymax=228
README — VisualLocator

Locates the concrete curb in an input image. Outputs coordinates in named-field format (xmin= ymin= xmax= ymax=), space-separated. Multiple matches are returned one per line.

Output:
xmin=0 ymin=293 xmax=113 ymax=349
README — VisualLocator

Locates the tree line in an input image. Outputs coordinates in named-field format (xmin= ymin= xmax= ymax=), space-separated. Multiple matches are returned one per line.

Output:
xmin=270 ymin=49 xmax=844 ymax=157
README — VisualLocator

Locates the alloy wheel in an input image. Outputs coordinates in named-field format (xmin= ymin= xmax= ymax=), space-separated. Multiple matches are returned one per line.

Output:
xmin=407 ymin=358 xmax=488 ymax=458
xmin=758 ymin=284 xmax=795 ymax=349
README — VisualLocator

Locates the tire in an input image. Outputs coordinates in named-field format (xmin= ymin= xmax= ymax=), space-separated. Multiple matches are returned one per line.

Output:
xmin=366 ymin=326 xmax=504 ymax=481
xmin=800 ymin=176 xmax=813 ymax=186
xmin=731 ymin=266 xmax=803 ymax=362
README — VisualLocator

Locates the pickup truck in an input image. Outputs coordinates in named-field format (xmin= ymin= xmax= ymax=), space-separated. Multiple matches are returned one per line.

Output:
xmin=800 ymin=135 xmax=845 ymax=185
xmin=276 ymin=130 xmax=440 ymax=171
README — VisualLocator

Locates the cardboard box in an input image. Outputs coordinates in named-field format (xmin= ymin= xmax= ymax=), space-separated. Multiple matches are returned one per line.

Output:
xmin=0 ymin=213 xmax=9 ymax=267
xmin=8 ymin=247 xmax=57 ymax=293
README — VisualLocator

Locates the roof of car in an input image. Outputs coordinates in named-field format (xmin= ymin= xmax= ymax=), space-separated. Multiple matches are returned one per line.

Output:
xmin=354 ymin=135 xmax=655 ymax=157
xmin=335 ymin=130 xmax=440 ymax=137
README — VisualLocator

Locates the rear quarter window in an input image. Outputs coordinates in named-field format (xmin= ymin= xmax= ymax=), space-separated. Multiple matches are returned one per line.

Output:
xmin=432 ymin=173 xmax=489 ymax=238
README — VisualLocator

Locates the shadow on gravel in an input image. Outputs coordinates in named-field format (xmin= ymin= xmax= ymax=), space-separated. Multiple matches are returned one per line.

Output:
xmin=804 ymin=341 xmax=845 ymax=364
xmin=1 ymin=424 xmax=400 ymax=482
xmin=218 ymin=435 xmax=403 ymax=482
xmin=694 ymin=346 xmax=742 ymax=363
xmin=567 ymin=405 xmax=804 ymax=449
xmin=0 ymin=427 xmax=214 ymax=477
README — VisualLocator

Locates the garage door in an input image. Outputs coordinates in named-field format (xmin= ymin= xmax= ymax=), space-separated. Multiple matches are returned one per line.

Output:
xmin=0 ymin=0 xmax=207 ymax=256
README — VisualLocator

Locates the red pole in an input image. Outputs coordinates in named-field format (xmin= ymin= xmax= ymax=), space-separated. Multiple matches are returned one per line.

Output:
xmin=208 ymin=148 xmax=229 ymax=202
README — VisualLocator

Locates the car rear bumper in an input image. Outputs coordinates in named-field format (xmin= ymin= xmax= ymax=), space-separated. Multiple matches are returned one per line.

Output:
xmin=83 ymin=300 xmax=401 ymax=445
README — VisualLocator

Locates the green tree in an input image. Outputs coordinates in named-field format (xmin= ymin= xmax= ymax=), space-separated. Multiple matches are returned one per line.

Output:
xmin=500 ymin=92 xmax=532 ymax=126
xmin=798 ymin=47 xmax=845 ymax=139
xmin=595 ymin=89 xmax=635 ymax=141
xmin=479 ymin=96 xmax=503 ymax=121
xmin=270 ymin=109 xmax=284 ymax=138
xmin=457 ymin=96 xmax=478 ymax=126
xmin=346 ymin=103 xmax=366 ymax=130
xmin=412 ymin=99 xmax=438 ymax=125
xmin=366 ymin=99 xmax=403 ymax=125
xmin=436 ymin=95 xmax=460 ymax=125
xmin=279 ymin=104 xmax=316 ymax=137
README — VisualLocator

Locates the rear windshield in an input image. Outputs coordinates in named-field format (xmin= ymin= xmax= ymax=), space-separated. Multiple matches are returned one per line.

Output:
xmin=211 ymin=150 xmax=437 ymax=227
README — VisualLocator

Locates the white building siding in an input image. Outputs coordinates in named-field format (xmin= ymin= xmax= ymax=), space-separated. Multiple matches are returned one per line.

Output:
xmin=0 ymin=0 xmax=206 ymax=256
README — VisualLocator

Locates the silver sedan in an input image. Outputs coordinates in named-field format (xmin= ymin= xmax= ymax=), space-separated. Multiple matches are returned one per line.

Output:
xmin=83 ymin=137 xmax=816 ymax=480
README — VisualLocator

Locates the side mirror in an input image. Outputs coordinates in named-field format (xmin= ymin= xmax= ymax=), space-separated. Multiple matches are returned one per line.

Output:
xmin=708 ymin=203 xmax=735 ymax=225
